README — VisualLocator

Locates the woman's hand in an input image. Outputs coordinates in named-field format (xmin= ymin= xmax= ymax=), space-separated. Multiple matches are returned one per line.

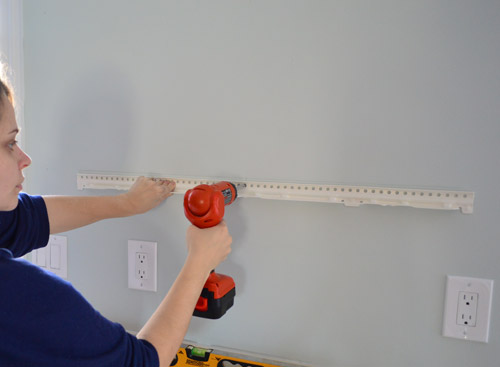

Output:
xmin=121 ymin=177 xmax=176 ymax=215
xmin=185 ymin=221 xmax=233 ymax=275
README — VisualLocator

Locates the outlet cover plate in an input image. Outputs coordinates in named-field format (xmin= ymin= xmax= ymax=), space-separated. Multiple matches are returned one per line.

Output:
xmin=443 ymin=275 xmax=494 ymax=342
xmin=128 ymin=240 xmax=157 ymax=292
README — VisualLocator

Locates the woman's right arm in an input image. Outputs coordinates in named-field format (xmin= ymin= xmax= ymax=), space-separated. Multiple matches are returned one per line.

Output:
xmin=136 ymin=221 xmax=232 ymax=366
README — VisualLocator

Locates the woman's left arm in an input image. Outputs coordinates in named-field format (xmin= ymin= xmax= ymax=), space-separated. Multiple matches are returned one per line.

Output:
xmin=43 ymin=177 xmax=176 ymax=234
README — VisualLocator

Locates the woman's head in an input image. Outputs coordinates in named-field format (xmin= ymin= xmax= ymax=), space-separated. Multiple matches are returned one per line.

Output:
xmin=0 ymin=72 xmax=32 ymax=211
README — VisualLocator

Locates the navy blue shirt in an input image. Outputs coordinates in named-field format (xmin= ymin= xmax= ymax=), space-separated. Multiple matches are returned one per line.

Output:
xmin=0 ymin=193 xmax=159 ymax=367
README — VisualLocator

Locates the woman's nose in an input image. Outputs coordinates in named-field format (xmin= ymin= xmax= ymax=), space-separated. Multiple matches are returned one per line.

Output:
xmin=18 ymin=147 xmax=32 ymax=169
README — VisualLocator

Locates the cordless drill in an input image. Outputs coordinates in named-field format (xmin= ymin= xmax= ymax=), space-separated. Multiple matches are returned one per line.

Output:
xmin=184 ymin=182 xmax=237 ymax=319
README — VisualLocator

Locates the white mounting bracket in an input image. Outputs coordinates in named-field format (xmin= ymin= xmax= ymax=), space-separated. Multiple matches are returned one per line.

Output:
xmin=77 ymin=172 xmax=474 ymax=214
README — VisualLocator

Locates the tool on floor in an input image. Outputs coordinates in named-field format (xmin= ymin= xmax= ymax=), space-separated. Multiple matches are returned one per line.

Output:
xmin=184 ymin=181 xmax=237 ymax=319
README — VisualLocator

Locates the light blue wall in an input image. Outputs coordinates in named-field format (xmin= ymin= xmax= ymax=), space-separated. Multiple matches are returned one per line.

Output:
xmin=23 ymin=1 xmax=500 ymax=366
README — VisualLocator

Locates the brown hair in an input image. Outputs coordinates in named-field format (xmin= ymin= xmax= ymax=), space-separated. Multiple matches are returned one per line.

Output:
xmin=0 ymin=67 xmax=13 ymax=120
xmin=0 ymin=78 xmax=12 ymax=101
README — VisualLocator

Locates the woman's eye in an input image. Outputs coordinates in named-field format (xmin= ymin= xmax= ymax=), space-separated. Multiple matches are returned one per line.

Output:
xmin=8 ymin=141 xmax=18 ymax=150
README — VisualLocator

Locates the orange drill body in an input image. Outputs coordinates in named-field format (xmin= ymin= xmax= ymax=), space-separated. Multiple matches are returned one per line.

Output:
xmin=184 ymin=181 xmax=237 ymax=319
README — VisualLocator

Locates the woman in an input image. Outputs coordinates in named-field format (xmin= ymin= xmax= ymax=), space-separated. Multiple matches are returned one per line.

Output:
xmin=0 ymin=71 xmax=232 ymax=366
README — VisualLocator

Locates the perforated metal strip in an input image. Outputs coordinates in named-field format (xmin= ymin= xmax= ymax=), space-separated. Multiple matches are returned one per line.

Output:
xmin=77 ymin=172 xmax=474 ymax=214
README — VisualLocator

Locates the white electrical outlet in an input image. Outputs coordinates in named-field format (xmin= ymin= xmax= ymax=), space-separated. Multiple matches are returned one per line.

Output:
xmin=456 ymin=291 xmax=478 ymax=327
xmin=443 ymin=276 xmax=494 ymax=342
xmin=128 ymin=240 xmax=157 ymax=292
xmin=135 ymin=253 xmax=148 ymax=280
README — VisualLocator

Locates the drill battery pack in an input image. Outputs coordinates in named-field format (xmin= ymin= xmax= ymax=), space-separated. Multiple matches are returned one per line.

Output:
xmin=194 ymin=272 xmax=236 ymax=319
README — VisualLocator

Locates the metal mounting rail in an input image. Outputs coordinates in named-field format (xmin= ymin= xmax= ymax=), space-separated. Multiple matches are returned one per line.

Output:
xmin=77 ymin=172 xmax=474 ymax=214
